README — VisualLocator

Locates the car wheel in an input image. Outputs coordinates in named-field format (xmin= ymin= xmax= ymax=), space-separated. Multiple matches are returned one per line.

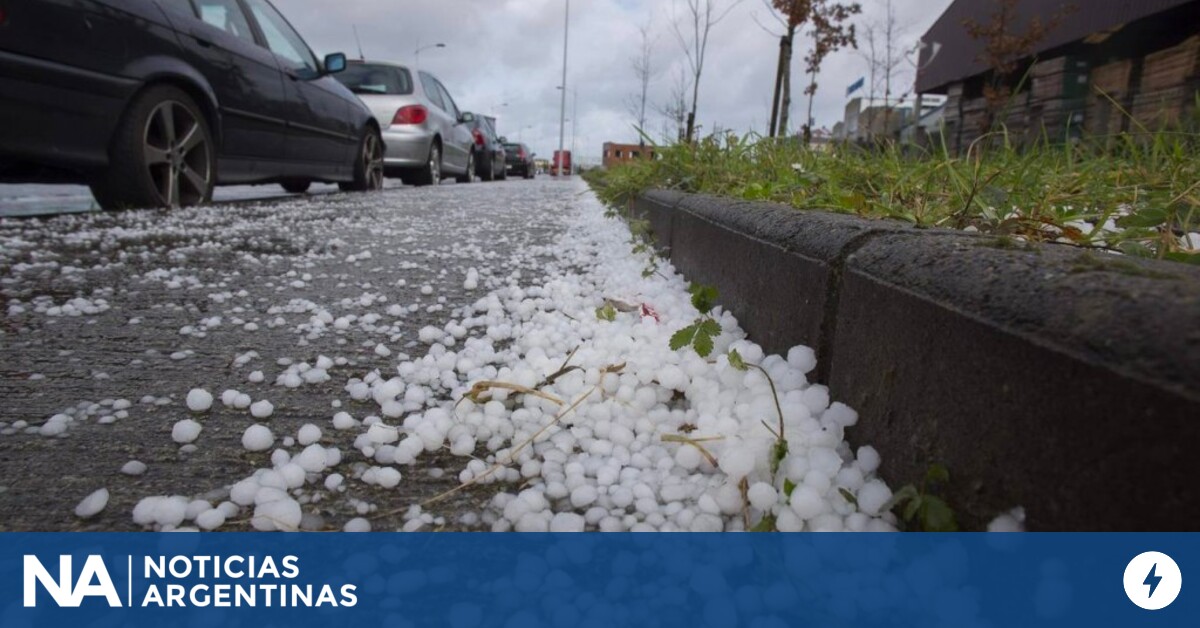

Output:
xmin=281 ymin=180 xmax=311 ymax=194
xmin=90 ymin=85 xmax=214 ymax=210
xmin=339 ymin=127 xmax=384 ymax=192
xmin=497 ymin=162 xmax=507 ymax=181
xmin=456 ymin=151 xmax=474 ymax=184
xmin=410 ymin=142 xmax=441 ymax=187
xmin=480 ymin=154 xmax=495 ymax=181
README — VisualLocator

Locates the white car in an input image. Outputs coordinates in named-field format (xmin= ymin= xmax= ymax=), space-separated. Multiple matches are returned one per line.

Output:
xmin=334 ymin=61 xmax=475 ymax=186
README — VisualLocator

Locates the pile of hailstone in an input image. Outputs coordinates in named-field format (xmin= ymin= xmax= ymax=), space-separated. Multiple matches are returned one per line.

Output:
xmin=130 ymin=193 xmax=905 ymax=533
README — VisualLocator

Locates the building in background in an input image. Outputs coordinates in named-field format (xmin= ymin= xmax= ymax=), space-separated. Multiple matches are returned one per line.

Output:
xmin=916 ymin=0 xmax=1200 ymax=154
xmin=601 ymin=142 xmax=656 ymax=169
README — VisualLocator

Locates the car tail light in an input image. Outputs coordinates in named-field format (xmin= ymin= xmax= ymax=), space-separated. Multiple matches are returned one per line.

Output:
xmin=392 ymin=105 xmax=427 ymax=125
xmin=472 ymin=129 xmax=485 ymax=146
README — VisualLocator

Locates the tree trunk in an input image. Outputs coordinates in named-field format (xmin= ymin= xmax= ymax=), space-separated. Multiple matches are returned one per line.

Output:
xmin=778 ymin=25 xmax=795 ymax=137
xmin=768 ymin=35 xmax=787 ymax=138
xmin=804 ymin=69 xmax=817 ymax=145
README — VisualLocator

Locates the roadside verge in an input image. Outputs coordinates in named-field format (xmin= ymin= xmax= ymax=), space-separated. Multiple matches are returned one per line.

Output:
xmin=630 ymin=189 xmax=1200 ymax=531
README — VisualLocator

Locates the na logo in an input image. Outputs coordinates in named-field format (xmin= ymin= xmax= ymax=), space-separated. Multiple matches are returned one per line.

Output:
xmin=23 ymin=555 xmax=122 ymax=608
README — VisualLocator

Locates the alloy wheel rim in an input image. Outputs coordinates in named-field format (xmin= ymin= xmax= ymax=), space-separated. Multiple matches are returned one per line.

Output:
xmin=143 ymin=101 xmax=210 ymax=208
xmin=364 ymin=133 xmax=384 ymax=190
xmin=430 ymin=146 xmax=441 ymax=182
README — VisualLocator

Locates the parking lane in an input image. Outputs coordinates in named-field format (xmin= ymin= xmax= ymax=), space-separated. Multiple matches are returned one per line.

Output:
xmin=0 ymin=177 xmax=573 ymax=531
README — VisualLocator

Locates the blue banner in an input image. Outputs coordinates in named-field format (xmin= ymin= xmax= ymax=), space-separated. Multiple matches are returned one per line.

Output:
xmin=1 ymin=533 xmax=1193 ymax=627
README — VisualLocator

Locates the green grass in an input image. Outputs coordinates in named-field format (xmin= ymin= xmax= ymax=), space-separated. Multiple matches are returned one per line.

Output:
xmin=587 ymin=123 xmax=1200 ymax=265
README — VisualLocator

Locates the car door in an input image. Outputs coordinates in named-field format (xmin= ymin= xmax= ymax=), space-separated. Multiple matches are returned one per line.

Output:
xmin=433 ymin=78 xmax=473 ymax=172
xmin=418 ymin=72 xmax=467 ymax=173
xmin=159 ymin=0 xmax=290 ymax=172
xmin=240 ymin=0 xmax=355 ymax=172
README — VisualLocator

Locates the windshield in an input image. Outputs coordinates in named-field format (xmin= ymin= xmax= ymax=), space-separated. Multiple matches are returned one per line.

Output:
xmin=334 ymin=64 xmax=413 ymax=95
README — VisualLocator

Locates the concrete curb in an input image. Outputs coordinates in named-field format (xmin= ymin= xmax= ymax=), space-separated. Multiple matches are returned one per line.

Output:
xmin=630 ymin=190 xmax=1200 ymax=531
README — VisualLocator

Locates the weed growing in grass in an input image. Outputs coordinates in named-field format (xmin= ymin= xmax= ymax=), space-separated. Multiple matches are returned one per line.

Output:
xmin=590 ymin=128 xmax=1200 ymax=264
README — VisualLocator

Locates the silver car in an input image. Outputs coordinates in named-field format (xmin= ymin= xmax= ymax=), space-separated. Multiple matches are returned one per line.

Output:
xmin=334 ymin=61 xmax=474 ymax=186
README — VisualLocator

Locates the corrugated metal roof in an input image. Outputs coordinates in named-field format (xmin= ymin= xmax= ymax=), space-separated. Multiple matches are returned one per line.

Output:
xmin=916 ymin=0 xmax=1199 ymax=93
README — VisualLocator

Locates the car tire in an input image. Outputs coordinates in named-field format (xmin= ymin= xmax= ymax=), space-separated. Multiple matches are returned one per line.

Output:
xmin=339 ymin=126 xmax=384 ymax=193
xmin=497 ymin=164 xmax=507 ymax=181
xmin=409 ymin=141 xmax=441 ymax=187
xmin=90 ymin=85 xmax=214 ymax=211
xmin=281 ymin=180 xmax=312 ymax=194
xmin=455 ymin=151 xmax=474 ymax=184
xmin=480 ymin=153 xmax=495 ymax=181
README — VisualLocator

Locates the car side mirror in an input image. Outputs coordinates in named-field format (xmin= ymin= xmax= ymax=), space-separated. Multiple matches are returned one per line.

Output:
xmin=498 ymin=137 xmax=508 ymax=143
xmin=324 ymin=53 xmax=347 ymax=75
xmin=458 ymin=112 xmax=475 ymax=124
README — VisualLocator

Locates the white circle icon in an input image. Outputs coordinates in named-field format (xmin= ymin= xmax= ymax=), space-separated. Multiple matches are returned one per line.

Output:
xmin=1123 ymin=551 xmax=1182 ymax=610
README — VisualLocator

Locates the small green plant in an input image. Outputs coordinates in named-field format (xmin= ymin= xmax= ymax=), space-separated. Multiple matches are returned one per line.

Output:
xmin=669 ymin=283 xmax=722 ymax=357
xmin=882 ymin=464 xmax=959 ymax=532
xmin=595 ymin=303 xmax=617 ymax=322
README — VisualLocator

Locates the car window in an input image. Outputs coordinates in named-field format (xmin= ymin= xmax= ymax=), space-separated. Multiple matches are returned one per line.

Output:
xmin=419 ymin=73 xmax=446 ymax=111
xmin=434 ymin=81 xmax=460 ymax=119
xmin=242 ymin=0 xmax=319 ymax=75
xmin=190 ymin=0 xmax=256 ymax=44
xmin=335 ymin=64 xmax=413 ymax=95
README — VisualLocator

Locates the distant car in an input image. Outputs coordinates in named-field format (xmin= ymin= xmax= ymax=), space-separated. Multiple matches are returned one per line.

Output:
xmin=464 ymin=115 xmax=506 ymax=181
xmin=502 ymin=142 xmax=536 ymax=179
xmin=334 ymin=61 xmax=474 ymax=186
xmin=0 ymin=0 xmax=384 ymax=209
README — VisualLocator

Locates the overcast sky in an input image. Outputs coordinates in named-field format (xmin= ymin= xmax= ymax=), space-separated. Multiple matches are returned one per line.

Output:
xmin=283 ymin=0 xmax=954 ymax=164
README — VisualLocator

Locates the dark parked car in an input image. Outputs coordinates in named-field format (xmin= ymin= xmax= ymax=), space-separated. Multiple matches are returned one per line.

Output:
xmin=502 ymin=141 xmax=536 ymax=179
xmin=0 ymin=0 xmax=383 ymax=209
xmin=465 ymin=115 xmax=506 ymax=181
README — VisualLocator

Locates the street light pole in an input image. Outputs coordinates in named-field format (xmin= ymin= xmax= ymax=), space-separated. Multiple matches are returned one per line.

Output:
xmin=557 ymin=0 xmax=569 ymax=178
xmin=415 ymin=41 xmax=446 ymax=69
xmin=570 ymin=87 xmax=577 ymax=176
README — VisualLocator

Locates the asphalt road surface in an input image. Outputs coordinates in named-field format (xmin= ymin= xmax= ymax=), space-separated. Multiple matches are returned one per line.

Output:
xmin=0 ymin=176 xmax=578 ymax=531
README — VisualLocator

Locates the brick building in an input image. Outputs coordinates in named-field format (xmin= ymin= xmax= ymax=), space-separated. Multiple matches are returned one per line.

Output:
xmin=916 ymin=0 xmax=1200 ymax=153
xmin=601 ymin=142 xmax=655 ymax=169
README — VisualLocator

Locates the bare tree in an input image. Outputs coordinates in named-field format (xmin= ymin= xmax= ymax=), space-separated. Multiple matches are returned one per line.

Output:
xmin=761 ymin=0 xmax=858 ymax=139
xmin=654 ymin=64 xmax=693 ymax=142
xmin=857 ymin=0 xmax=907 ymax=141
xmin=801 ymin=0 xmax=861 ymax=143
xmin=671 ymin=0 xmax=744 ymax=142
xmin=963 ymin=0 xmax=1076 ymax=126
xmin=624 ymin=21 xmax=657 ymax=146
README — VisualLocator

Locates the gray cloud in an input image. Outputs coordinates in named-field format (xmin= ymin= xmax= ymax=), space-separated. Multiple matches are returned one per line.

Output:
xmin=280 ymin=0 xmax=952 ymax=163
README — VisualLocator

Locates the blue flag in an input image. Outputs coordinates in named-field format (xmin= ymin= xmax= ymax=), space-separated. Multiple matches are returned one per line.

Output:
xmin=847 ymin=76 xmax=865 ymax=97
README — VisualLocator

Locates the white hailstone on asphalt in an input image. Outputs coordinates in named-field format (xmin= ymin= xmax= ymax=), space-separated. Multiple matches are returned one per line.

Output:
xmin=324 ymin=473 xmax=344 ymax=491
xmin=374 ymin=343 xmax=391 ymax=357
xmin=420 ymin=285 xmax=433 ymax=295
xmin=856 ymin=479 xmax=893 ymax=516
xmin=241 ymin=424 xmax=274 ymax=452
xmin=121 ymin=460 xmax=147 ymax=476
xmin=248 ymin=371 xmax=265 ymax=383
xmin=171 ymin=419 xmax=202 ymax=444
xmin=550 ymin=512 xmax=586 ymax=532
xmin=789 ymin=485 xmax=828 ymax=520
xmin=295 ymin=444 xmax=330 ymax=473
xmin=195 ymin=508 xmax=226 ymax=530
xmin=233 ymin=393 xmax=252 ymax=409
xmin=186 ymin=388 xmax=213 ymax=412
xmin=39 ymin=414 xmax=70 ymax=437
xmin=718 ymin=446 xmax=756 ymax=480
xmin=374 ymin=467 xmax=402 ymax=489
xmin=787 ymin=345 xmax=818 ymax=374
xmin=747 ymin=483 xmax=778 ymax=511
xmin=74 ymin=488 xmax=109 ymax=519
xmin=221 ymin=390 xmax=240 ymax=407
xmin=252 ymin=498 xmax=302 ymax=532
xmin=856 ymin=445 xmax=881 ymax=474
xmin=344 ymin=517 xmax=371 ymax=532
xmin=297 ymin=424 xmax=322 ymax=446
xmin=250 ymin=400 xmax=274 ymax=418
xmin=332 ymin=411 xmax=357 ymax=430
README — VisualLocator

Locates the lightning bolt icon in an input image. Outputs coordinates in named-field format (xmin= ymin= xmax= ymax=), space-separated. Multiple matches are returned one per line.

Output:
xmin=1144 ymin=563 xmax=1163 ymax=598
